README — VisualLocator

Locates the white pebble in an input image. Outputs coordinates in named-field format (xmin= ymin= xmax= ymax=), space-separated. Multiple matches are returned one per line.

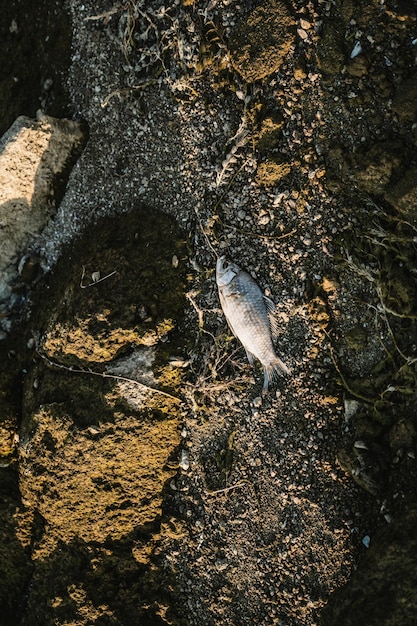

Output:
xmin=350 ymin=42 xmax=362 ymax=59
xmin=179 ymin=449 xmax=190 ymax=471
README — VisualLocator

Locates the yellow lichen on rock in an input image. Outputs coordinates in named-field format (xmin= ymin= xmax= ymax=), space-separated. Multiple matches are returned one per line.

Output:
xmin=256 ymin=159 xmax=292 ymax=186
xmin=228 ymin=0 xmax=295 ymax=82
xmin=19 ymin=405 xmax=180 ymax=544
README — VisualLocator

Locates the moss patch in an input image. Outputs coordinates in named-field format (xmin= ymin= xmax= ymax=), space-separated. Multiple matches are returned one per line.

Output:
xmin=19 ymin=406 xmax=181 ymax=543
xmin=0 ymin=205 xmax=190 ymax=624
xmin=37 ymin=205 xmax=187 ymax=368
xmin=256 ymin=115 xmax=284 ymax=154
xmin=228 ymin=0 xmax=295 ymax=82
xmin=256 ymin=158 xmax=292 ymax=186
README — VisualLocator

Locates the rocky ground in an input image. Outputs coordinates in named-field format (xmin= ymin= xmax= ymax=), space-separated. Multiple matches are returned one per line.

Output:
xmin=1 ymin=0 xmax=417 ymax=624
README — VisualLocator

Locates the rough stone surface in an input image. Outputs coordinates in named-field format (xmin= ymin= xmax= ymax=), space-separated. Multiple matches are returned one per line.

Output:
xmin=0 ymin=114 xmax=85 ymax=304
xmin=1 ymin=0 xmax=417 ymax=625
xmin=228 ymin=0 xmax=296 ymax=82
xmin=352 ymin=141 xmax=404 ymax=195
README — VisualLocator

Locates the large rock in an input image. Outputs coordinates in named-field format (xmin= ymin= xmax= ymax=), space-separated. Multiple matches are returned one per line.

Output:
xmin=11 ymin=207 xmax=188 ymax=624
xmin=0 ymin=114 xmax=85 ymax=305
xmin=228 ymin=0 xmax=295 ymax=82
xmin=19 ymin=405 xmax=180 ymax=543
xmin=0 ymin=0 xmax=71 ymax=136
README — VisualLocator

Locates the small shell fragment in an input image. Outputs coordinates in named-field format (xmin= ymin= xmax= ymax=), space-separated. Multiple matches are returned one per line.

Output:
xmin=179 ymin=448 xmax=190 ymax=471
xmin=91 ymin=271 xmax=101 ymax=283
xmin=252 ymin=396 xmax=263 ymax=408
xmin=344 ymin=399 xmax=359 ymax=421
xmin=27 ymin=337 xmax=36 ymax=350
xmin=169 ymin=357 xmax=191 ymax=368
xmin=350 ymin=42 xmax=362 ymax=59
xmin=172 ymin=254 xmax=179 ymax=268
xmin=354 ymin=440 xmax=369 ymax=450
xmin=88 ymin=425 xmax=101 ymax=435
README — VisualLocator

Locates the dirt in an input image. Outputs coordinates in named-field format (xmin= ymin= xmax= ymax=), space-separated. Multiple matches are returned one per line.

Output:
xmin=0 ymin=0 xmax=72 ymax=137
xmin=1 ymin=0 xmax=417 ymax=625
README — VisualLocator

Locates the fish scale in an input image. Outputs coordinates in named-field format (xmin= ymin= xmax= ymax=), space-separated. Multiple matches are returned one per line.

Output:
xmin=216 ymin=255 xmax=290 ymax=392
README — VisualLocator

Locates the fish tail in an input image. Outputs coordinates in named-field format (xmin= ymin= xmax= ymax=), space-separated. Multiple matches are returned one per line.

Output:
xmin=263 ymin=357 xmax=291 ymax=392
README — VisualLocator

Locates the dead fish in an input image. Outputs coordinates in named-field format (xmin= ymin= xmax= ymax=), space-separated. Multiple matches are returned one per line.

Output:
xmin=216 ymin=255 xmax=290 ymax=392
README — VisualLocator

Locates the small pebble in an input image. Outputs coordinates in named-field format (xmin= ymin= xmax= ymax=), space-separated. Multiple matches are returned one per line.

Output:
xmin=297 ymin=28 xmax=308 ymax=40
xmin=179 ymin=449 xmax=190 ymax=471
xmin=344 ymin=399 xmax=359 ymax=421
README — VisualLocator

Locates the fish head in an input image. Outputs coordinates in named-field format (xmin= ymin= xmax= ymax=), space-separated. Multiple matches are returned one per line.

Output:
xmin=216 ymin=255 xmax=240 ymax=288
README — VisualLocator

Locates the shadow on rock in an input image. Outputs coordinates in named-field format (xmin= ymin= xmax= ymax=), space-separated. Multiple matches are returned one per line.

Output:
xmin=0 ymin=206 xmax=191 ymax=625
xmin=17 ymin=520 xmax=187 ymax=626
xmin=0 ymin=469 xmax=33 ymax=626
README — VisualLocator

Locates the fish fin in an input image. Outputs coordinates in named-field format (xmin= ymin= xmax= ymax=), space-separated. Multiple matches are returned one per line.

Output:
xmin=245 ymin=349 xmax=254 ymax=366
xmin=262 ymin=357 xmax=291 ymax=393
xmin=273 ymin=356 xmax=291 ymax=377
xmin=263 ymin=295 xmax=276 ymax=314
xmin=263 ymin=295 xmax=280 ymax=338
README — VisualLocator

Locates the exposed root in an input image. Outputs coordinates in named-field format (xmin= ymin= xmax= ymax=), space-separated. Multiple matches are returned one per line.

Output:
xmin=80 ymin=266 xmax=117 ymax=289
xmin=37 ymin=350 xmax=181 ymax=402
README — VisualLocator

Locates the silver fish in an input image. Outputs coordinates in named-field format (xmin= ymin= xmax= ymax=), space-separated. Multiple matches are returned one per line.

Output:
xmin=216 ymin=255 xmax=290 ymax=392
